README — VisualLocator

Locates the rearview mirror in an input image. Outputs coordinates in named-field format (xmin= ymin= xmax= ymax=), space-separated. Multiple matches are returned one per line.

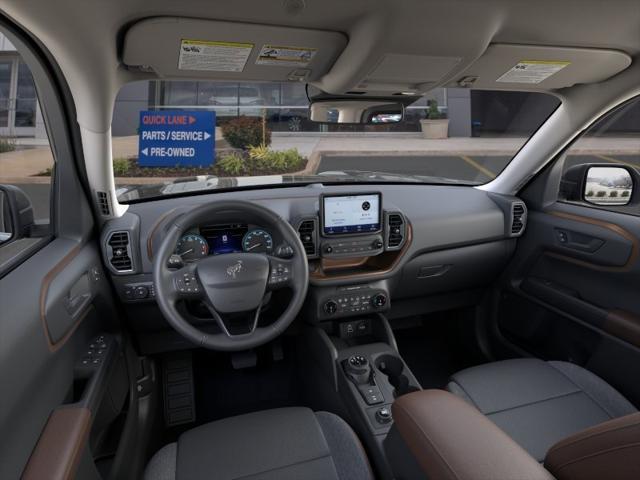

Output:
xmin=584 ymin=166 xmax=633 ymax=206
xmin=309 ymin=99 xmax=404 ymax=125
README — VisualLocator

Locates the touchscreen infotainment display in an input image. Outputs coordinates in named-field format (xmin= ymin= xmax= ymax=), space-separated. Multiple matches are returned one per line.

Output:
xmin=322 ymin=193 xmax=382 ymax=235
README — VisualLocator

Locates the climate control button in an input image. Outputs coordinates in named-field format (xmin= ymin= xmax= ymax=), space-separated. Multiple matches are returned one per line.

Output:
xmin=372 ymin=293 xmax=387 ymax=308
xmin=323 ymin=300 xmax=338 ymax=315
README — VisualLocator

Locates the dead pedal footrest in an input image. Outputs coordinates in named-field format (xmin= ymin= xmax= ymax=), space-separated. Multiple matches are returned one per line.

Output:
xmin=163 ymin=352 xmax=196 ymax=427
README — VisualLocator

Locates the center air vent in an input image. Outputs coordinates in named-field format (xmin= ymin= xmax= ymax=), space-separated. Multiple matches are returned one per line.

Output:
xmin=511 ymin=203 xmax=527 ymax=236
xmin=386 ymin=213 xmax=406 ymax=250
xmin=298 ymin=219 xmax=317 ymax=257
xmin=107 ymin=231 xmax=133 ymax=272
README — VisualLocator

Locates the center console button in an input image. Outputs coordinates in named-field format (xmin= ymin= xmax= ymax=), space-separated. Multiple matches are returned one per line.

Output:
xmin=375 ymin=406 xmax=393 ymax=424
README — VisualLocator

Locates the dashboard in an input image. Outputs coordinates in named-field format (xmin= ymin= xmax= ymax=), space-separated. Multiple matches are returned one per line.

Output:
xmin=100 ymin=184 xmax=527 ymax=352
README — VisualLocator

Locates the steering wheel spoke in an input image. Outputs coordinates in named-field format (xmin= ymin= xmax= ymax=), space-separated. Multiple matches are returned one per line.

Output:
xmin=267 ymin=256 xmax=294 ymax=291
xmin=203 ymin=302 xmax=262 ymax=338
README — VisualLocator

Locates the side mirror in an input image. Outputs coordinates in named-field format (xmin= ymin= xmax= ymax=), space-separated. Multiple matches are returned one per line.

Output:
xmin=560 ymin=164 xmax=636 ymax=207
xmin=309 ymin=98 xmax=405 ymax=125
xmin=0 ymin=185 xmax=35 ymax=245
xmin=584 ymin=166 xmax=633 ymax=206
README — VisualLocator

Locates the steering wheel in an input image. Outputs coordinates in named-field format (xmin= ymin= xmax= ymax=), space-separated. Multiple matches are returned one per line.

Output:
xmin=152 ymin=200 xmax=309 ymax=351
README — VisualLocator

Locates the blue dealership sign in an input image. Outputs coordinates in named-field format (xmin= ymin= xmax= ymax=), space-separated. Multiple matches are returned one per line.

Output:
xmin=138 ymin=110 xmax=215 ymax=167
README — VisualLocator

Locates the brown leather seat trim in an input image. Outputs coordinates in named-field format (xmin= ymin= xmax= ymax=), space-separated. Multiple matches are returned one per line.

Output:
xmin=545 ymin=412 xmax=640 ymax=480
xmin=22 ymin=406 xmax=92 ymax=480
xmin=391 ymin=389 xmax=554 ymax=480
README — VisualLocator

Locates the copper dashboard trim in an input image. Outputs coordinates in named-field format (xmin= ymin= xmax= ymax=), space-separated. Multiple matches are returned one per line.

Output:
xmin=146 ymin=207 xmax=179 ymax=261
xmin=310 ymin=222 xmax=413 ymax=282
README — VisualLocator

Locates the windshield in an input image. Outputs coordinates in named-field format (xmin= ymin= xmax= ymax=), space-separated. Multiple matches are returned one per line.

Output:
xmin=111 ymin=81 xmax=560 ymax=202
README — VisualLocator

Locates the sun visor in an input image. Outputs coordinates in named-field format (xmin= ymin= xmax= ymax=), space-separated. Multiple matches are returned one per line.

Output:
xmin=448 ymin=44 xmax=631 ymax=90
xmin=122 ymin=18 xmax=347 ymax=82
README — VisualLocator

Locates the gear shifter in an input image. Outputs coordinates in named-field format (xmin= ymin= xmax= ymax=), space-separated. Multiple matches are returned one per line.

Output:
xmin=344 ymin=355 xmax=372 ymax=384
xmin=343 ymin=354 xmax=385 ymax=405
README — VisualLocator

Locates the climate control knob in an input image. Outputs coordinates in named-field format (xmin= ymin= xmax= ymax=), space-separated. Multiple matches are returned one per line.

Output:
xmin=372 ymin=294 xmax=387 ymax=308
xmin=323 ymin=300 xmax=338 ymax=315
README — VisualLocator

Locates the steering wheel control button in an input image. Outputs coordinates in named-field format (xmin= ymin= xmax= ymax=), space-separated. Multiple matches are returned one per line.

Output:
xmin=175 ymin=272 xmax=200 ymax=295
xmin=168 ymin=254 xmax=184 ymax=268
xmin=269 ymin=262 xmax=290 ymax=286
xmin=375 ymin=406 xmax=393 ymax=424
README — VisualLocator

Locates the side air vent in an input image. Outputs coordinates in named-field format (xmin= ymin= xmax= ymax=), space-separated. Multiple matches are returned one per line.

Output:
xmin=386 ymin=212 xmax=406 ymax=250
xmin=510 ymin=203 xmax=527 ymax=236
xmin=96 ymin=191 xmax=111 ymax=216
xmin=297 ymin=219 xmax=317 ymax=257
xmin=107 ymin=231 xmax=133 ymax=272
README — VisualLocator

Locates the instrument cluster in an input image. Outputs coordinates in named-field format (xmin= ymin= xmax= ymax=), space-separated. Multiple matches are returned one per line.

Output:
xmin=175 ymin=223 xmax=273 ymax=262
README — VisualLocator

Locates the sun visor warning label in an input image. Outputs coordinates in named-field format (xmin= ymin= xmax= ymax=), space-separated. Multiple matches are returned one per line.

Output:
xmin=138 ymin=111 xmax=215 ymax=167
xmin=178 ymin=40 xmax=253 ymax=72
xmin=256 ymin=45 xmax=317 ymax=66
xmin=496 ymin=60 xmax=570 ymax=84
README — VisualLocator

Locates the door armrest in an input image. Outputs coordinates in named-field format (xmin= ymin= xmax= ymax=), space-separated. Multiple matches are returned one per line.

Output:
xmin=387 ymin=389 xmax=553 ymax=480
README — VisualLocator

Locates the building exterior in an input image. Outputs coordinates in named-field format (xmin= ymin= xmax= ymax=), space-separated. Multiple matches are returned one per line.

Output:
xmin=0 ymin=34 xmax=47 ymax=140
xmin=2 ymin=32 xmax=637 ymax=142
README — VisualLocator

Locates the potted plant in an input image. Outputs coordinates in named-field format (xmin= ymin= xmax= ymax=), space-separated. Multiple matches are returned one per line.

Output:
xmin=420 ymin=99 xmax=449 ymax=139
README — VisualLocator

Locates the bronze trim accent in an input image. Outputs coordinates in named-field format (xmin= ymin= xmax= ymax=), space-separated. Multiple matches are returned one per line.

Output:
xmin=546 ymin=211 xmax=639 ymax=272
xmin=22 ymin=407 xmax=92 ymax=480
xmin=604 ymin=309 xmax=640 ymax=348
xmin=146 ymin=207 xmax=179 ymax=261
xmin=310 ymin=223 xmax=413 ymax=282
xmin=39 ymin=245 xmax=85 ymax=353
xmin=321 ymin=257 xmax=369 ymax=271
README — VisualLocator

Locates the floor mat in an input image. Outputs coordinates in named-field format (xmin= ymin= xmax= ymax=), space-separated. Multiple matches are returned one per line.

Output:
xmin=394 ymin=312 xmax=485 ymax=389
xmin=191 ymin=339 xmax=303 ymax=425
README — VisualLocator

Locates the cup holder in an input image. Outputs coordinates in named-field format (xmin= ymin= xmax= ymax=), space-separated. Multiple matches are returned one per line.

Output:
xmin=375 ymin=354 xmax=420 ymax=398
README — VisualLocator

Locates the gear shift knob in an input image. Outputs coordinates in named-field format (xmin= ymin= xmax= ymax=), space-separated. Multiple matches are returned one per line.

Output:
xmin=344 ymin=355 xmax=371 ymax=384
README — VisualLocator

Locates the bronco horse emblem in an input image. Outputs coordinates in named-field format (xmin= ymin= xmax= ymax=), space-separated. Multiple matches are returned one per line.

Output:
xmin=226 ymin=260 xmax=243 ymax=279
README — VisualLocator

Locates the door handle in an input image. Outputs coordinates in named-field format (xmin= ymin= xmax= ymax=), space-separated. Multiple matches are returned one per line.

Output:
xmin=554 ymin=228 xmax=604 ymax=253
xmin=65 ymin=273 xmax=92 ymax=319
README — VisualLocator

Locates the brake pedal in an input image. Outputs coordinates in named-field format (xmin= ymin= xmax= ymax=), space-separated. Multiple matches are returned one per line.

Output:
xmin=163 ymin=352 xmax=196 ymax=427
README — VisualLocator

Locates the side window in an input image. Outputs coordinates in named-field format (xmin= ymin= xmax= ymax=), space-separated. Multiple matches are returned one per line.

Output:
xmin=559 ymin=96 xmax=640 ymax=216
xmin=0 ymin=33 xmax=54 ymax=256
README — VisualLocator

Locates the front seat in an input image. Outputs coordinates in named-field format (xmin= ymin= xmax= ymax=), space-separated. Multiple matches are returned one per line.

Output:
xmin=144 ymin=407 xmax=374 ymax=480
xmin=447 ymin=358 xmax=637 ymax=461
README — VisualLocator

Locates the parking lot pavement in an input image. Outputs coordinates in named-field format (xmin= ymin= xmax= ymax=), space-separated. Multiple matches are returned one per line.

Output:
xmin=317 ymin=154 xmax=640 ymax=183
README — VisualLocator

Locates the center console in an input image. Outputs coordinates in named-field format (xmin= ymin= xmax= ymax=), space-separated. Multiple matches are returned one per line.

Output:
xmin=302 ymin=311 xmax=421 ymax=479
